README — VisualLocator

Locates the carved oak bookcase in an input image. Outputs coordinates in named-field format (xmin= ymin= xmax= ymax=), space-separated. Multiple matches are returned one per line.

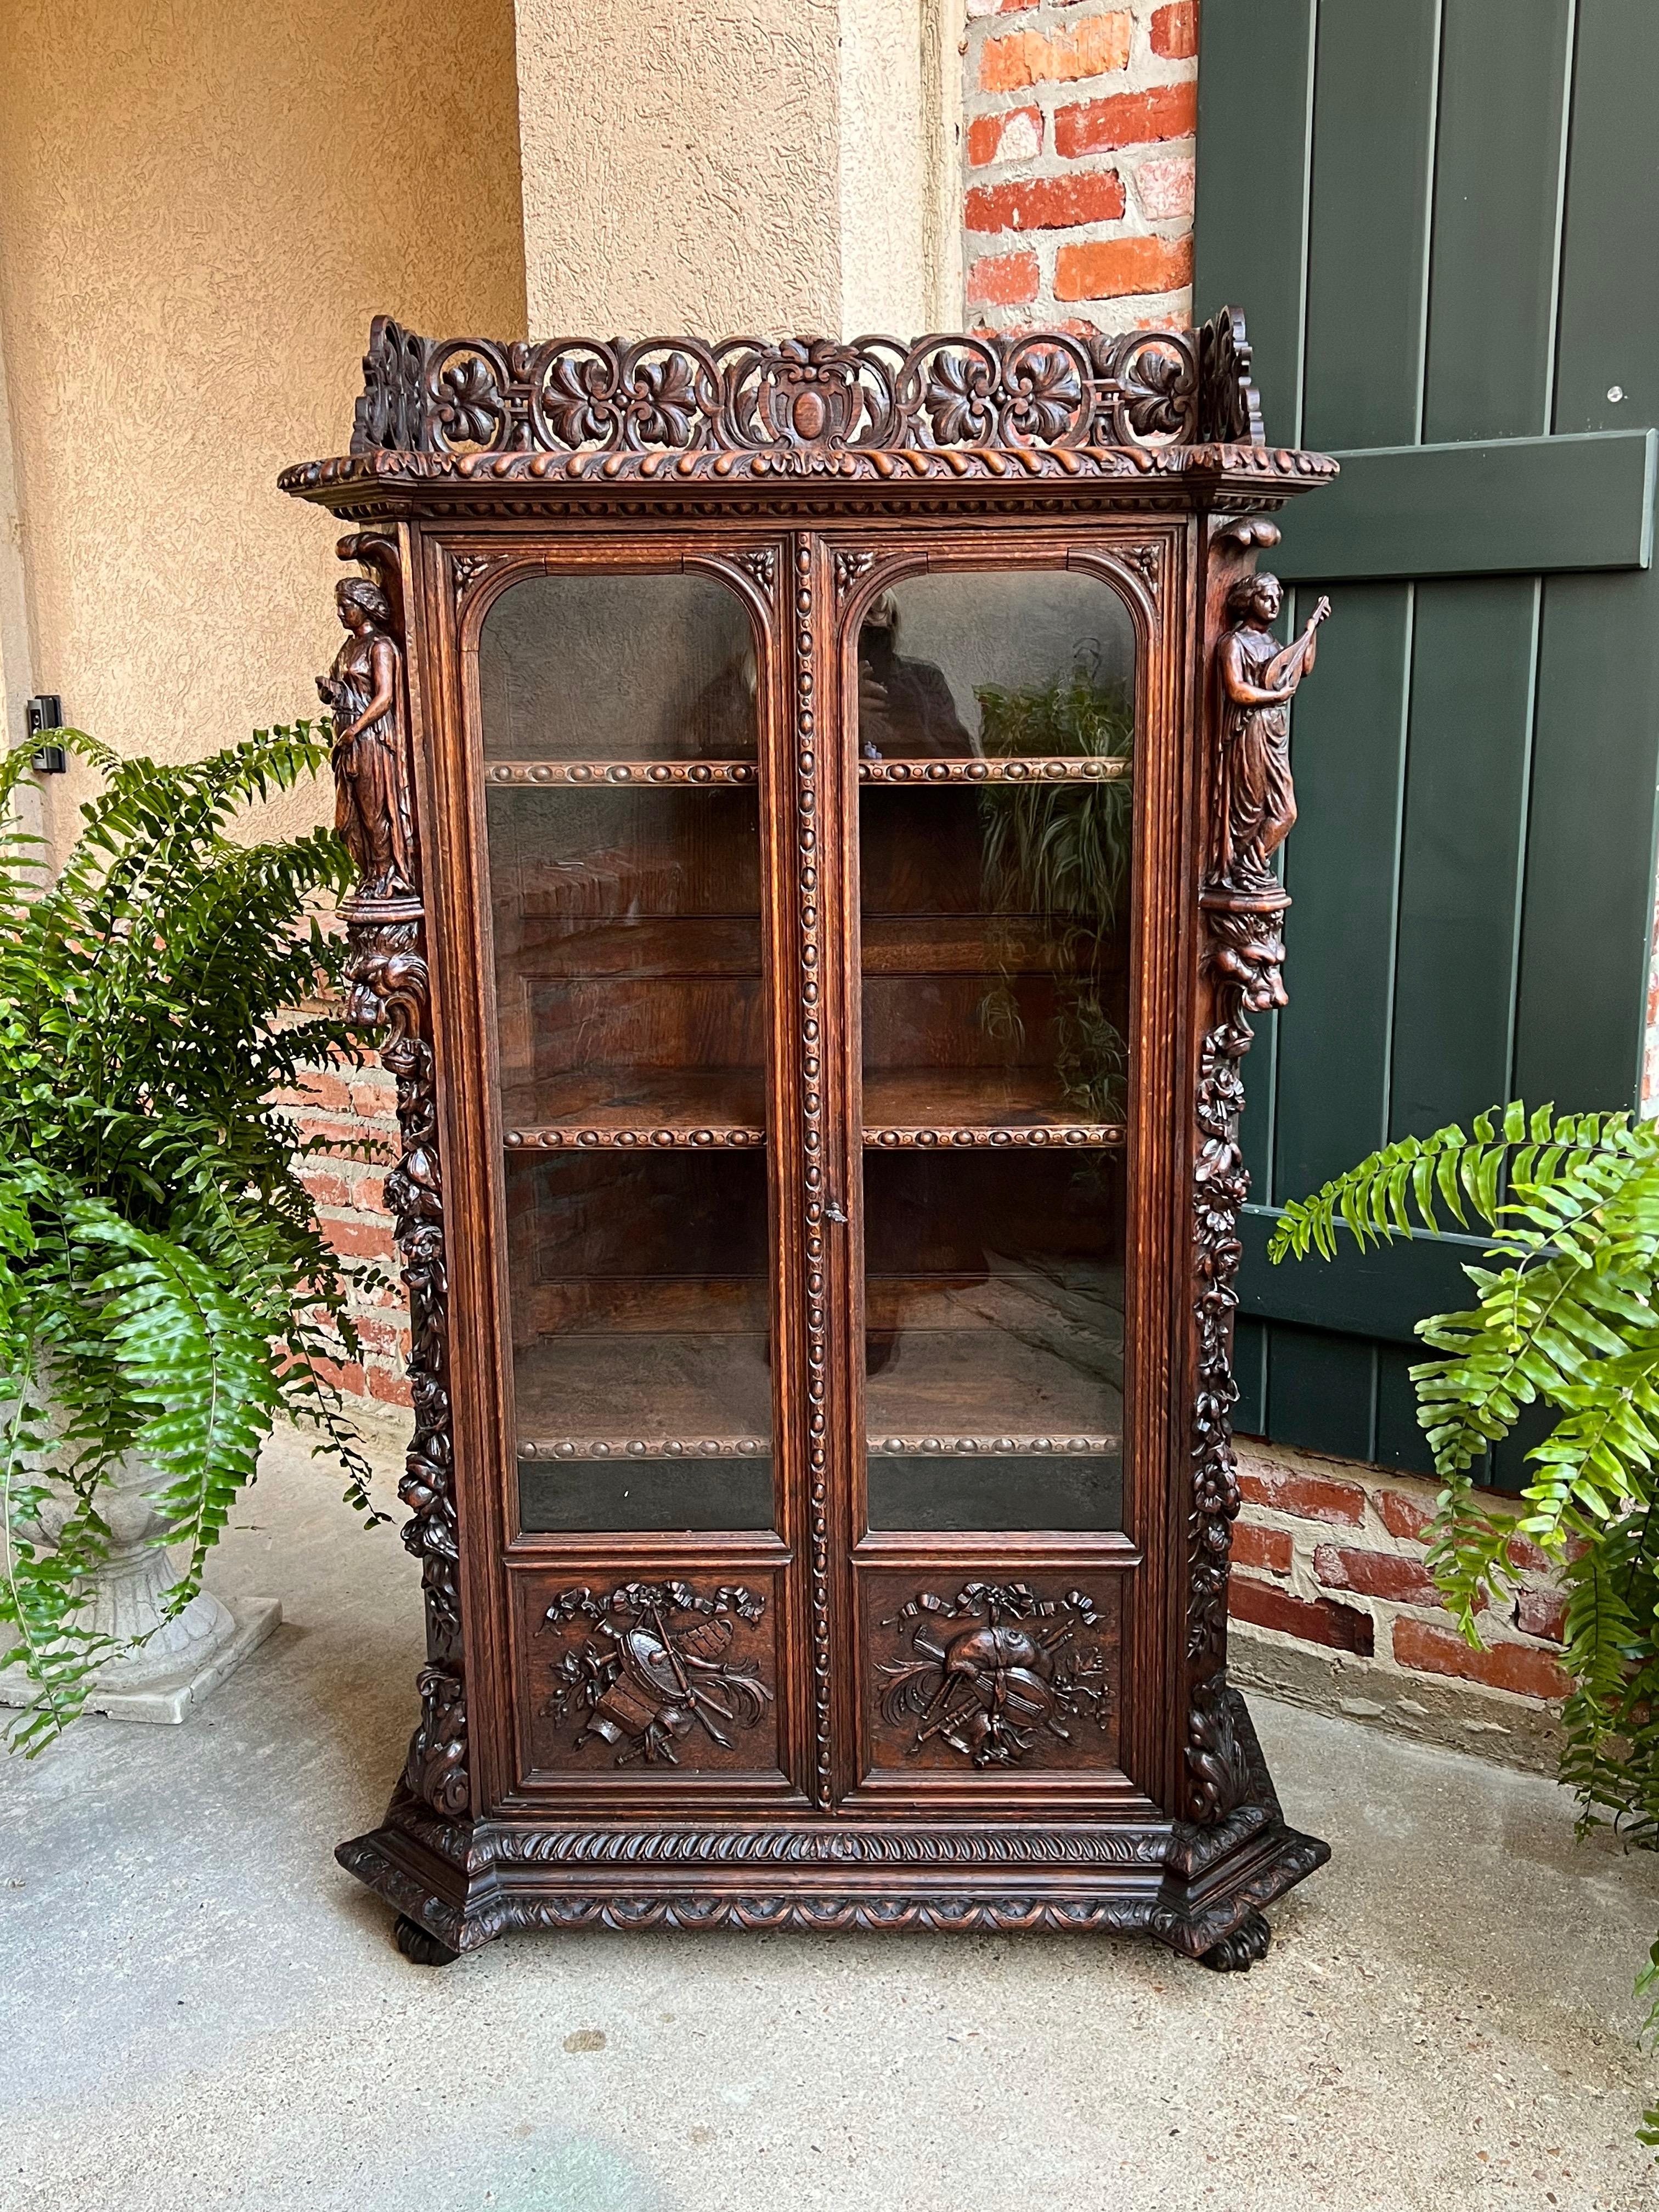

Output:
xmin=283 ymin=308 xmax=1336 ymax=1967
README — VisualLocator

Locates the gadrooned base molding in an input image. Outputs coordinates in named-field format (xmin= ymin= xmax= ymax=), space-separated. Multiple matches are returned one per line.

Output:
xmin=338 ymin=1686 xmax=1330 ymax=1967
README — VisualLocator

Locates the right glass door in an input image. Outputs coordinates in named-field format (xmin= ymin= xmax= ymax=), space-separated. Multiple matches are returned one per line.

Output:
xmin=854 ymin=567 xmax=1137 ymax=1535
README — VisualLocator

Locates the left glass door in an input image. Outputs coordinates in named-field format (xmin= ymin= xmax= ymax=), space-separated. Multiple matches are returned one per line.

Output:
xmin=477 ymin=569 xmax=776 ymax=1532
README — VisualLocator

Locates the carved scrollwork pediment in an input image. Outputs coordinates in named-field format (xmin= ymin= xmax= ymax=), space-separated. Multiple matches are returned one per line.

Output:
xmin=339 ymin=308 xmax=1285 ymax=478
xmin=1197 ymin=306 xmax=1266 ymax=447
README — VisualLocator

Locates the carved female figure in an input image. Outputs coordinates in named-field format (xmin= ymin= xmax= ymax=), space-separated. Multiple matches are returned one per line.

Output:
xmin=318 ymin=577 xmax=415 ymax=901
xmin=1214 ymin=574 xmax=1328 ymax=894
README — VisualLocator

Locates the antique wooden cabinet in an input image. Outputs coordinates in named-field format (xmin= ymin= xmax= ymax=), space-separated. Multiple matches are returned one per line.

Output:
xmin=283 ymin=308 xmax=1336 ymax=1967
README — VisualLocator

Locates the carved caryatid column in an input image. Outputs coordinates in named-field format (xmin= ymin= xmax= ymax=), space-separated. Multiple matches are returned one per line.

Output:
xmin=321 ymin=532 xmax=467 ymax=1821
xmin=1187 ymin=535 xmax=1329 ymax=1821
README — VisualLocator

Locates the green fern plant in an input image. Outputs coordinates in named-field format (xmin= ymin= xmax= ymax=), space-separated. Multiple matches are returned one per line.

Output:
xmin=0 ymin=726 xmax=383 ymax=1750
xmin=1271 ymin=1102 xmax=1659 ymax=2140
xmin=975 ymin=663 xmax=1133 ymax=1117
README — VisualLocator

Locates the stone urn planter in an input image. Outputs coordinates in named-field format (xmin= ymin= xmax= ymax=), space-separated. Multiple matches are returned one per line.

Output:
xmin=0 ymin=1449 xmax=280 ymax=1725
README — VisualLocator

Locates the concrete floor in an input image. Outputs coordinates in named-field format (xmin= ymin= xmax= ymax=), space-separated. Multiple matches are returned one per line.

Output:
xmin=2 ymin=1421 xmax=1656 ymax=2212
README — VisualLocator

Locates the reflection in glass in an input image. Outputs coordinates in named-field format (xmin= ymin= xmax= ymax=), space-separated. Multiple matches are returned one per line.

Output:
xmin=861 ymin=780 xmax=1131 ymax=1132
xmin=856 ymin=568 xmax=1135 ymax=1531
xmin=854 ymin=569 xmax=1134 ymax=760
xmin=481 ymin=572 xmax=758 ymax=760
xmin=480 ymin=569 xmax=774 ymax=1532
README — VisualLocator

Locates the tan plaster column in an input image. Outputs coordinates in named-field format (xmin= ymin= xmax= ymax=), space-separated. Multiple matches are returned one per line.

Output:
xmin=0 ymin=0 xmax=529 ymax=859
xmin=0 ymin=306 xmax=43 ymax=851
xmin=513 ymin=0 xmax=963 ymax=340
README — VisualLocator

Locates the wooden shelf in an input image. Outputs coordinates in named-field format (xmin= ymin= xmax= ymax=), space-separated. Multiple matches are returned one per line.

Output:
xmin=498 ymin=1068 xmax=1123 ymax=1149
xmin=867 ymin=1331 xmax=1121 ymax=1446
xmin=513 ymin=1329 xmax=774 ymax=1457
xmin=865 ymin=1433 xmax=1118 ymax=1455
xmin=862 ymin=915 xmax=1093 ymax=976
xmin=520 ymin=1434 xmax=772 ymax=1461
xmin=484 ymin=757 xmax=1130 ymax=788
xmin=866 ymin=1261 xmax=1121 ymax=1441
xmin=510 ymin=1272 xmax=1121 ymax=1458
xmin=862 ymin=1068 xmax=1124 ymax=1148
xmin=500 ymin=916 xmax=761 ymax=980
xmin=486 ymin=758 xmax=758 ymax=787
xmin=501 ymin=1069 xmax=767 ymax=1150
xmin=858 ymin=756 xmax=1130 ymax=785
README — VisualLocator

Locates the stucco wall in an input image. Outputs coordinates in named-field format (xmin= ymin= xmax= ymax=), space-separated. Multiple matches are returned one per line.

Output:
xmin=0 ymin=0 xmax=527 ymax=855
xmin=515 ymin=0 xmax=961 ymax=340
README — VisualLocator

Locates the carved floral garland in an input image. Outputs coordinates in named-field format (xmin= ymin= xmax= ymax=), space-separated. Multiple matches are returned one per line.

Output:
xmin=330 ymin=533 xmax=468 ymax=1822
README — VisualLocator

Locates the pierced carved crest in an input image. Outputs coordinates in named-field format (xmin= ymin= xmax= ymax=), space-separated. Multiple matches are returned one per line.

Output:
xmin=344 ymin=311 xmax=1279 ymax=473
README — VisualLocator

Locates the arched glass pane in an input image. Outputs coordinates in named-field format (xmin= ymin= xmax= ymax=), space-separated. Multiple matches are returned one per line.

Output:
xmin=855 ymin=567 xmax=1135 ymax=1532
xmin=482 ymin=570 xmax=774 ymax=1531
xmin=480 ymin=572 xmax=757 ymax=760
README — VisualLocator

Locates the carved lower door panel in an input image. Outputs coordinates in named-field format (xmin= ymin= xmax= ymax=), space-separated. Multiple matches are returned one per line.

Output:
xmin=857 ymin=1570 xmax=1125 ymax=1786
xmin=508 ymin=1565 xmax=788 ymax=1790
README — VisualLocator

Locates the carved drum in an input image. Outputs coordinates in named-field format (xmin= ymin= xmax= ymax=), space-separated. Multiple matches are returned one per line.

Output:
xmin=282 ymin=309 xmax=1336 ymax=1964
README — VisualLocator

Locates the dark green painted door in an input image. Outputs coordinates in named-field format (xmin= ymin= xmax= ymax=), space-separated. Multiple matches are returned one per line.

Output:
xmin=1194 ymin=0 xmax=1659 ymax=1483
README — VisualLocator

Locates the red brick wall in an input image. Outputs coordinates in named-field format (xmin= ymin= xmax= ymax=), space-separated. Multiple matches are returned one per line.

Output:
xmin=963 ymin=0 xmax=1198 ymax=331
xmin=1231 ymin=1438 xmax=1569 ymax=1758
xmin=278 ymin=1061 xmax=413 ymax=1410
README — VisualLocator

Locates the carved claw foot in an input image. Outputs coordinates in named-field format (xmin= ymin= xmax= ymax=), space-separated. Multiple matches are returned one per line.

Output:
xmin=394 ymin=1912 xmax=460 ymax=1967
xmin=1198 ymin=1909 xmax=1271 ymax=1972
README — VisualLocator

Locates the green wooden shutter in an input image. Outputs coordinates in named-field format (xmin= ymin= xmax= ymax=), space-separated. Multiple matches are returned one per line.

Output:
xmin=1194 ymin=0 xmax=1659 ymax=1483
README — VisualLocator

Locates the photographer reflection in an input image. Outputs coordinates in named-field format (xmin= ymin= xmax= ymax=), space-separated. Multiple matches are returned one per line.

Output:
xmin=856 ymin=591 xmax=972 ymax=760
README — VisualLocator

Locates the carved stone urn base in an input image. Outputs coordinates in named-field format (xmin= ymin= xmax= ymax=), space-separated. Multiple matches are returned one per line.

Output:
xmin=0 ymin=1452 xmax=281 ymax=1725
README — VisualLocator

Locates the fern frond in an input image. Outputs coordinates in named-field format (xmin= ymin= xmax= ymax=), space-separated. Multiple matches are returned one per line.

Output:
xmin=1276 ymin=1100 xmax=1659 ymax=2149
xmin=0 ymin=730 xmax=380 ymax=1743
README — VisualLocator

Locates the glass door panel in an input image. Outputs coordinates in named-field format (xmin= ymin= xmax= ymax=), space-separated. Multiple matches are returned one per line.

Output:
xmin=855 ymin=569 xmax=1136 ymax=1533
xmin=481 ymin=569 xmax=775 ymax=1531
xmin=482 ymin=572 xmax=758 ymax=760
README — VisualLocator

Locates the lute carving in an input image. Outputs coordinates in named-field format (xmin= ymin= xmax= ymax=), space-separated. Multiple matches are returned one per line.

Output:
xmin=877 ymin=1583 xmax=1111 ymax=1769
xmin=540 ymin=1583 xmax=774 ymax=1767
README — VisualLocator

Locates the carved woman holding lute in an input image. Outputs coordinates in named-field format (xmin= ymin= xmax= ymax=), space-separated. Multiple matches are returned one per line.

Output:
xmin=1214 ymin=573 xmax=1330 ymax=895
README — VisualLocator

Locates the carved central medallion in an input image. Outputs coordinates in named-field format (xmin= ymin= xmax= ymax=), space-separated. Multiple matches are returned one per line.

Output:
xmin=878 ymin=1583 xmax=1111 ymax=1768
